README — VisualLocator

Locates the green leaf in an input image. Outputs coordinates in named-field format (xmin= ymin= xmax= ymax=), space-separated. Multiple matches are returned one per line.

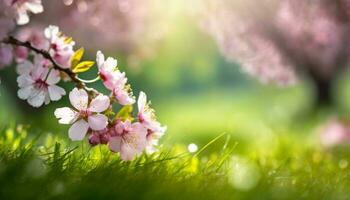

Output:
xmin=70 ymin=47 xmax=85 ymax=68
xmin=72 ymin=61 xmax=95 ymax=73
xmin=116 ymin=105 xmax=134 ymax=121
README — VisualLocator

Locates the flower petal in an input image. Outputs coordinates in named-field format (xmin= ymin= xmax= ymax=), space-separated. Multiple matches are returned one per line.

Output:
xmin=105 ymin=57 xmax=117 ymax=70
xmin=88 ymin=114 xmax=108 ymax=131
xmin=120 ymin=143 xmax=138 ymax=161
xmin=17 ymin=86 xmax=33 ymax=100
xmin=16 ymin=60 xmax=34 ymax=75
xmin=89 ymin=94 xmax=110 ymax=113
xmin=69 ymin=88 xmax=88 ymax=110
xmin=27 ymin=90 xmax=46 ymax=107
xmin=96 ymin=50 xmax=105 ymax=68
xmin=16 ymin=11 xmax=29 ymax=25
xmin=54 ymin=107 xmax=77 ymax=124
xmin=25 ymin=1 xmax=44 ymax=14
xmin=48 ymin=85 xmax=66 ymax=101
xmin=44 ymin=25 xmax=59 ymax=40
xmin=120 ymin=122 xmax=147 ymax=161
xmin=17 ymin=74 xmax=34 ymax=87
xmin=108 ymin=136 xmax=122 ymax=152
xmin=138 ymin=91 xmax=147 ymax=112
xmin=44 ymin=92 xmax=50 ymax=105
xmin=68 ymin=119 xmax=89 ymax=141
xmin=46 ymin=69 xmax=61 ymax=85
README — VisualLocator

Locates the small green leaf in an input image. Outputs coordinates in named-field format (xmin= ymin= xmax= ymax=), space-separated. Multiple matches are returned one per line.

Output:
xmin=72 ymin=61 xmax=95 ymax=73
xmin=71 ymin=47 xmax=85 ymax=68
xmin=116 ymin=105 xmax=134 ymax=121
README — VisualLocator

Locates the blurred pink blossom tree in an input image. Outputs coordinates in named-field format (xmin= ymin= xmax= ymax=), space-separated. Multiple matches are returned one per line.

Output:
xmin=195 ymin=0 xmax=350 ymax=106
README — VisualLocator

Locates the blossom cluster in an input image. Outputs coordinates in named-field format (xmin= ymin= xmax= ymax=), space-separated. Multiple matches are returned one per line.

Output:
xmin=0 ymin=1 xmax=166 ymax=161
xmin=0 ymin=0 xmax=43 ymax=68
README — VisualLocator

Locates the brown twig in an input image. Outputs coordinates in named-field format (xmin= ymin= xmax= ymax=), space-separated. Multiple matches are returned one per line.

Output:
xmin=2 ymin=36 xmax=99 ymax=96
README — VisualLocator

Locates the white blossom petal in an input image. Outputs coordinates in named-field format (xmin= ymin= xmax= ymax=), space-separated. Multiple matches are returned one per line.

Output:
xmin=88 ymin=94 xmax=110 ymax=113
xmin=17 ymin=86 xmax=33 ymax=100
xmin=105 ymin=57 xmax=117 ymax=70
xmin=25 ymin=1 xmax=44 ymax=14
xmin=46 ymin=69 xmax=60 ymax=85
xmin=44 ymin=92 xmax=50 ymax=105
xmin=48 ymin=85 xmax=66 ymax=101
xmin=44 ymin=25 xmax=59 ymax=40
xmin=138 ymin=91 xmax=147 ymax=112
xmin=68 ymin=119 xmax=89 ymax=141
xmin=16 ymin=60 xmax=34 ymax=75
xmin=88 ymin=114 xmax=108 ymax=131
xmin=16 ymin=11 xmax=29 ymax=25
xmin=120 ymin=143 xmax=138 ymax=161
xmin=17 ymin=74 xmax=34 ymax=87
xmin=54 ymin=107 xmax=77 ymax=124
xmin=96 ymin=50 xmax=105 ymax=68
xmin=27 ymin=90 xmax=46 ymax=107
xmin=69 ymin=88 xmax=88 ymax=110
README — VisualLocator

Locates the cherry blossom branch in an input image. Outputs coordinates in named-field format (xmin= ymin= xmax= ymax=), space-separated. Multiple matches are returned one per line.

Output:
xmin=1 ymin=36 xmax=99 ymax=96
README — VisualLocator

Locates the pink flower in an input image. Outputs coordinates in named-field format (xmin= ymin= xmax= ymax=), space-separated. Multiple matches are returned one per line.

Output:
xmin=11 ymin=0 xmax=43 ymax=25
xmin=0 ymin=44 xmax=13 ymax=68
xmin=96 ymin=51 xmax=135 ymax=105
xmin=320 ymin=119 xmax=350 ymax=147
xmin=137 ymin=91 xmax=166 ymax=152
xmin=16 ymin=56 xmax=65 ymax=107
xmin=14 ymin=26 xmax=48 ymax=63
xmin=44 ymin=25 xmax=75 ymax=69
xmin=54 ymin=88 xmax=110 ymax=141
xmin=113 ymin=86 xmax=135 ymax=106
xmin=108 ymin=120 xmax=147 ymax=161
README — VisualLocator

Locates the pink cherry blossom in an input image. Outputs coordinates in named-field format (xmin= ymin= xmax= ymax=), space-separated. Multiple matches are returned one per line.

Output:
xmin=96 ymin=51 xmax=135 ymax=105
xmin=54 ymin=88 xmax=110 ymax=141
xmin=320 ymin=118 xmax=350 ymax=147
xmin=14 ymin=26 xmax=48 ymax=63
xmin=11 ymin=0 xmax=43 ymax=25
xmin=44 ymin=25 xmax=75 ymax=68
xmin=108 ymin=120 xmax=147 ymax=161
xmin=0 ymin=44 xmax=13 ymax=68
xmin=16 ymin=56 xmax=66 ymax=107
xmin=137 ymin=91 xmax=166 ymax=152
xmin=113 ymin=86 xmax=135 ymax=105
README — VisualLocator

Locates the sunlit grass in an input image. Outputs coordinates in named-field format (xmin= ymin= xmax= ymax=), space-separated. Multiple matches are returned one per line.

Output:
xmin=1 ymin=123 xmax=350 ymax=199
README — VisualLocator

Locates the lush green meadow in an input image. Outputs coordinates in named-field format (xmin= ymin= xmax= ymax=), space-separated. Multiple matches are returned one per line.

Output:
xmin=1 ymin=119 xmax=350 ymax=200
xmin=2 ymin=86 xmax=350 ymax=200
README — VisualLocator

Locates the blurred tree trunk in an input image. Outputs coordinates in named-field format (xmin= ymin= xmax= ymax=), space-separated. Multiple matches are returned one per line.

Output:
xmin=309 ymin=69 xmax=334 ymax=108
xmin=314 ymin=78 xmax=332 ymax=107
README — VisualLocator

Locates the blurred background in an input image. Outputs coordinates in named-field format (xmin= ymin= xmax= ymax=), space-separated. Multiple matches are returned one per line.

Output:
xmin=2 ymin=0 xmax=350 ymax=154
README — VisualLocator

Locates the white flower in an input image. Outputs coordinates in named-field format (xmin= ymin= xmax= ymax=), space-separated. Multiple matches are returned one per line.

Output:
xmin=16 ymin=56 xmax=65 ymax=107
xmin=54 ymin=88 xmax=110 ymax=141
xmin=12 ymin=0 xmax=44 ymax=25
xmin=96 ymin=51 xmax=135 ymax=105
xmin=137 ymin=91 xmax=166 ymax=152
xmin=44 ymin=25 xmax=75 ymax=68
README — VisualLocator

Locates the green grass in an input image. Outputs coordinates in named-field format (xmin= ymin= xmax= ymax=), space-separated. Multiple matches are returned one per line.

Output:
xmin=1 ymin=123 xmax=350 ymax=200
